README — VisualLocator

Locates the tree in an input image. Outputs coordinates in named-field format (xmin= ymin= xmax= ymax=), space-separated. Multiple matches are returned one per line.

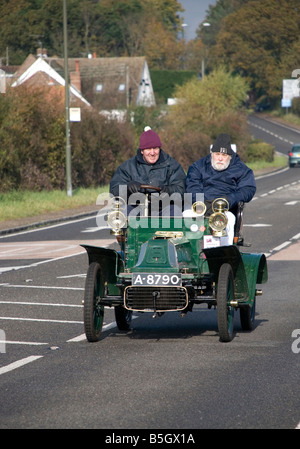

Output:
xmin=0 ymin=0 xmax=185 ymax=66
xmin=160 ymin=67 xmax=250 ymax=169
xmin=210 ymin=0 xmax=300 ymax=101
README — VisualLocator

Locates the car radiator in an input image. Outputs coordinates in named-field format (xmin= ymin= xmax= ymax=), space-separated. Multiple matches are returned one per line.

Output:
xmin=124 ymin=286 xmax=188 ymax=312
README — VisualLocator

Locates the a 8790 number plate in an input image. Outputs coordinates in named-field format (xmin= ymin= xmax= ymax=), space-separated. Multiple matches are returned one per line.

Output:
xmin=132 ymin=273 xmax=182 ymax=286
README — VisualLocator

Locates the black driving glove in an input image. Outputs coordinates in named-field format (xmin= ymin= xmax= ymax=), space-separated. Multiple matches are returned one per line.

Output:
xmin=127 ymin=181 xmax=142 ymax=194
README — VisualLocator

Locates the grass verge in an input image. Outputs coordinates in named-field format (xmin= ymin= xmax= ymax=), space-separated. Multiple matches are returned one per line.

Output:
xmin=0 ymin=186 xmax=108 ymax=222
xmin=247 ymin=154 xmax=287 ymax=172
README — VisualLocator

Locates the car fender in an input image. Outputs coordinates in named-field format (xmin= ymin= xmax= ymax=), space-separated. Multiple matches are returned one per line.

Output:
xmin=81 ymin=245 xmax=124 ymax=295
xmin=203 ymin=246 xmax=267 ymax=304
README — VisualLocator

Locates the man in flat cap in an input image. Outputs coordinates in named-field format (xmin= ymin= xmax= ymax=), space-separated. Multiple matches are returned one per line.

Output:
xmin=185 ymin=133 xmax=256 ymax=243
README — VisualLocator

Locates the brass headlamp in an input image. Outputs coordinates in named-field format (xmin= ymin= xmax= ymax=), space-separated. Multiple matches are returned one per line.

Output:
xmin=191 ymin=201 xmax=206 ymax=216
xmin=209 ymin=198 xmax=229 ymax=237
xmin=107 ymin=197 xmax=126 ymax=235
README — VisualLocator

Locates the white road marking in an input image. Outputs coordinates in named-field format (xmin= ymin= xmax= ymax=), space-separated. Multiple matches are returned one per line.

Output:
xmin=249 ymin=121 xmax=295 ymax=145
xmin=0 ymin=340 xmax=48 ymax=346
xmin=272 ymin=241 xmax=291 ymax=252
xmin=244 ymin=224 xmax=272 ymax=227
xmin=0 ymin=283 xmax=83 ymax=290
xmin=57 ymin=274 xmax=86 ymax=279
xmin=0 ymin=300 xmax=82 ymax=307
xmin=0 ymin=316 xmax=82 ymax=324
xmin=67 ymin=315 xmax=139 ymax=342
xmin=81 ymin=227 xmax=101 ymax=233
xmin=0 ymin=356 xmax=43 ymax=376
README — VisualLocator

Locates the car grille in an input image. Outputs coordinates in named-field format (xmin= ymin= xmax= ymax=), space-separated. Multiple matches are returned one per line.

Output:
xmin=124 ymin=286 xmax=188 ymax=312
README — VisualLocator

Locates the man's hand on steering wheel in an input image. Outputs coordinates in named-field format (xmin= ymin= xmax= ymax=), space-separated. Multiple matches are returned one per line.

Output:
xmin=127 ymin=181 xmax=142 ymax=194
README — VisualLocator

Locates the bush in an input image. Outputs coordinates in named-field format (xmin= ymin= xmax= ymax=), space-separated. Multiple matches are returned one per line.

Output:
xmin=246 ymin=140 xmax=274 ymax=163
xmin=0 ymin=85 xmax=135 ymax=192
xmin=71 ymin=109 xmax=135 ymax=187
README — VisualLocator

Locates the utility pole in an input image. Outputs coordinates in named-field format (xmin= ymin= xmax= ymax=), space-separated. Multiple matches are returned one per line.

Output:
xmin=63 ymin=0 xmax=72 ymax=196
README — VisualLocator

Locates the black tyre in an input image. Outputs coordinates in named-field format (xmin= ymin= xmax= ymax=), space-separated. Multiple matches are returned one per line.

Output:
xmin=83 ymin=262 xmax=104 ymax=342
xmin=217 ymin=263 xmax=235 ymax=342
xmin=240 ymin=298 xmax=256 ymax=331
xmin=115 ymin=306 xmax=132 ymax=331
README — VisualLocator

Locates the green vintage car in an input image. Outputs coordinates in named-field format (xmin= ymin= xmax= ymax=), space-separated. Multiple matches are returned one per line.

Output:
xmin=82 ymin=186 xmax=268 ymax=343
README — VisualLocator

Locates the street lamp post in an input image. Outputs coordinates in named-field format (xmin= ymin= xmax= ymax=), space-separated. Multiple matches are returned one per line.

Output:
xmin=63 ymin=0 xmax=72 ymax=197
xmin=201 ymin=22 xmax=211 ymax=79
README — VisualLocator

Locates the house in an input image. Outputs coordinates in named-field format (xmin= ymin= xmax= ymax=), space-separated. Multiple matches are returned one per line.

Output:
xmin=8 ymin=53 xmax=156 ymax=111
xmin=11 ymin=55 xmax=90 ymax=107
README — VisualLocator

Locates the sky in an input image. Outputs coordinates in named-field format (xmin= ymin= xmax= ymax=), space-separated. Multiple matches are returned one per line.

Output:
xmin=179 ymin=0 xmax=217 ymax=41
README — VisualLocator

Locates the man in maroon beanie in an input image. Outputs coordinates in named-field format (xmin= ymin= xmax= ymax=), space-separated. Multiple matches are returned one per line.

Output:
xmin=110 ymin=127 xmax=186 ymax=204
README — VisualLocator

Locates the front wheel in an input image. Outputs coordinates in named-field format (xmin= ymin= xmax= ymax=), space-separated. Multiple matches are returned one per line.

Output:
xmin=217 ymin=263 xmax=235 ymax=342
xmin=115 ymin=306 xmax=132 ymax=331
xmin=240 ymin=298 xmax=256 ymax=331
xmin=83 ymin=262 xmax=104 ymax=342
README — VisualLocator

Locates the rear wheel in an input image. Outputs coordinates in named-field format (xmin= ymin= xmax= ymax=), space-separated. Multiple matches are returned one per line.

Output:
xmin=115 ymin=306 xmax=132 ymax=331
xmin=240 ymin=298 xmax=256 ymax=331
xmin=83 ymin=262 xmax=104 ymax=342
xmin=217 ymin=263 xmax=235 ymax=342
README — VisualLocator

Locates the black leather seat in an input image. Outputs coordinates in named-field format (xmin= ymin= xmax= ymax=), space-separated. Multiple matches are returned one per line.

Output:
xmin=231 ymin=201 xmax=245 ymax=245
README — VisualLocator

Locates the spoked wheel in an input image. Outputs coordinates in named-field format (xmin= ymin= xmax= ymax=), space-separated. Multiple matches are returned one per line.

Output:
xmin=217 ymin=263 xmax=235 ymax=342
xmin=114 ymin=306 xmax=132 ymax=331
xmin=240 ymin=298 xmax=256 ymax=331
xmin=83 ymin=262 xmax=104 ymax=342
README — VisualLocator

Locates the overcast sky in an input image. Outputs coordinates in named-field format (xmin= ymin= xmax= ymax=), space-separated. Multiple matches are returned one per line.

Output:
xmin=179 ymin=0 xmax=217 ymax=40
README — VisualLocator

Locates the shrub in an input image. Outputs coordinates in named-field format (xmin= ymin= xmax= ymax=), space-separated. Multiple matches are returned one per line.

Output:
xmin=246 ymin=140 xmax=274 ymax=163
xmin=0 ymin=85 xmax=135 ymax=192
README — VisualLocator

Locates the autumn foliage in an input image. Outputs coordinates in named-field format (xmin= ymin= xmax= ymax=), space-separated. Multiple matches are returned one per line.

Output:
xmin=0 ymin=85 xmax=135 ymax=192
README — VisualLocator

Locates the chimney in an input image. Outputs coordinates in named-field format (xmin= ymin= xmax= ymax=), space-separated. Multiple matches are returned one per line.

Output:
xmin=37 ymin=48 xmax=48 ymax=58
xmin=70 ymin=60 xmax=81 ymax=92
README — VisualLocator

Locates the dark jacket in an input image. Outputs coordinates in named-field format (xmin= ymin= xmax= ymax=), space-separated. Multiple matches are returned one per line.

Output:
xmin=110 ymin=149 xmax=186 ymax=197
xmin=186 ymin=153 xmax=256 ymax=209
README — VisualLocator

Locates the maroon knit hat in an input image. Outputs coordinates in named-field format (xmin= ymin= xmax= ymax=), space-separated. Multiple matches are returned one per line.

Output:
xmin=139 ymin=126 xmax=162 ymax=150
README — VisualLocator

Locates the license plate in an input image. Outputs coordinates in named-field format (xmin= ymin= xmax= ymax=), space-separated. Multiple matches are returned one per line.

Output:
xmin=132 ymin=273 xmax=182 ymax=286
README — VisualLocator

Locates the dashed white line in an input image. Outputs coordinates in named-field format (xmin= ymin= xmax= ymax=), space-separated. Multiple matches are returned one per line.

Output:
xmin=0 ymin=356 xmax=43 ymax=376
xmin=249 ymin=121 xmax=295 ymax=145
xmin=0 ymin=283 xmax=83 ymax=290
xmin=0 ymin=340 xmax=48 ymax=346
xmin=67 ymin=322 xmax=117 ymax=342
xmin=0 ymin=300 xmax=82 ymax=308
xmin=0 ymin=316 xmax=82 ymax=324
xmin=244 ymin=224 xmax=272 ymax=227
xmin=272 ymin=241 xmax=292 ymax=252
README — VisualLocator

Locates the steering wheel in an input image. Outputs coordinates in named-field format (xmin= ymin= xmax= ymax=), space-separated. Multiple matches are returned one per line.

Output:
xmin=140 ymin=184 xmax=161 ymax=192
